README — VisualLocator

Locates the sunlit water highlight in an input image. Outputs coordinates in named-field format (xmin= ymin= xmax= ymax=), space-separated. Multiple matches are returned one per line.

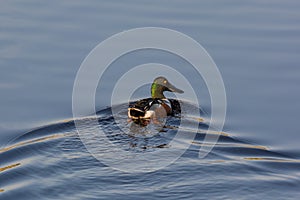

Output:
xmin=0 ymin=102 xmax=299 ymax=199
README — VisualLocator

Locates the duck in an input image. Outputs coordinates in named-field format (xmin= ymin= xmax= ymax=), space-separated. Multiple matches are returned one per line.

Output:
xmin=128 ymin=76 xmax=184 ymax=125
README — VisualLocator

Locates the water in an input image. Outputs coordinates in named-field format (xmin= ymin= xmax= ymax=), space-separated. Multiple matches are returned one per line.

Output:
xmin=1 ymin=102 xmax=299 ymax=199
xmin=1 ymin=0 xmax=300 ymax=199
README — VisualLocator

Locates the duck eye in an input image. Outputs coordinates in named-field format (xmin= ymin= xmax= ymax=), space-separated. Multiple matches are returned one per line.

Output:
xmin=163 ymin=80 xmax=167 ymax=84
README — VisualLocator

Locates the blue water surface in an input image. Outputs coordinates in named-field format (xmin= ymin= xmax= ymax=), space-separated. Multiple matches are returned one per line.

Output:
xmin=1 ymin=0 xmax=300 ymax=199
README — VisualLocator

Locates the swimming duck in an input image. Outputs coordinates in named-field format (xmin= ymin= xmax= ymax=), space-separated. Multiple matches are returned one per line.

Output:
xmin=128 ymin=76 xmax=184 ymax=125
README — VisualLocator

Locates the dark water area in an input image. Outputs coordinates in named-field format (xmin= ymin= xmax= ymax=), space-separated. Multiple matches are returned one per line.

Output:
xmin=1 ymin=102 xmax=300 ymax=199
xmin=1 ymin=0 xmax=300 ymax=199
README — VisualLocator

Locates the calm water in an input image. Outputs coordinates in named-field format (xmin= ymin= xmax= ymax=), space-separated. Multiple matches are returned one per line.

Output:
xmin=1 ymin=0 xmax=300 ymax=199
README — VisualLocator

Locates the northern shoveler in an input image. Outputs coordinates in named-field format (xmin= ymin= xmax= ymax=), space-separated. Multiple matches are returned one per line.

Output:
xmin=128 ymin=76 xmax=184 ymax=125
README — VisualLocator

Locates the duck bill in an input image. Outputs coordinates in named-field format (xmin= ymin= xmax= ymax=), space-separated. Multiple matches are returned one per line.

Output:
xmin=167 ymin=83 xmax=184 ymax=94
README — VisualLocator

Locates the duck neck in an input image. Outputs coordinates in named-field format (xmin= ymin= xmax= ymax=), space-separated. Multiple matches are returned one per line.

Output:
xmin=151 ymin=83 xmax=166 ymax=99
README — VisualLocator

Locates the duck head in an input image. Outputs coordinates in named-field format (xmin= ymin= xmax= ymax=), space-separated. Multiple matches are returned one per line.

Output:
xmin=151 ymin=76 xmax=184 ymax=99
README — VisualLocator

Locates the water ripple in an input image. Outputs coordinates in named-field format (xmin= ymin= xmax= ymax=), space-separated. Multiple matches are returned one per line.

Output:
xmin=0 ymin=101 xmax=299 ymax=199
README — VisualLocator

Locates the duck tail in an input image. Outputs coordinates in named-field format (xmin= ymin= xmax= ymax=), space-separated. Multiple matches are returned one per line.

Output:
xmin=128 ymin=108 xmax=146 ymax=119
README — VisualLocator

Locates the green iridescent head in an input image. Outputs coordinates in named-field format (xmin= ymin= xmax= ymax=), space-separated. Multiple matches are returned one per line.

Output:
xmin=151 ymin=76 xmax=184 ymax=99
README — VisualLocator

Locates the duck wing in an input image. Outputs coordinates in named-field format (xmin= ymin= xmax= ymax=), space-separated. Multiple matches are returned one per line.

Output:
xmin=128 ymin=98 xmax=157 ymax=118
xmin=128 ymin=98 xmax=181 ymax=118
